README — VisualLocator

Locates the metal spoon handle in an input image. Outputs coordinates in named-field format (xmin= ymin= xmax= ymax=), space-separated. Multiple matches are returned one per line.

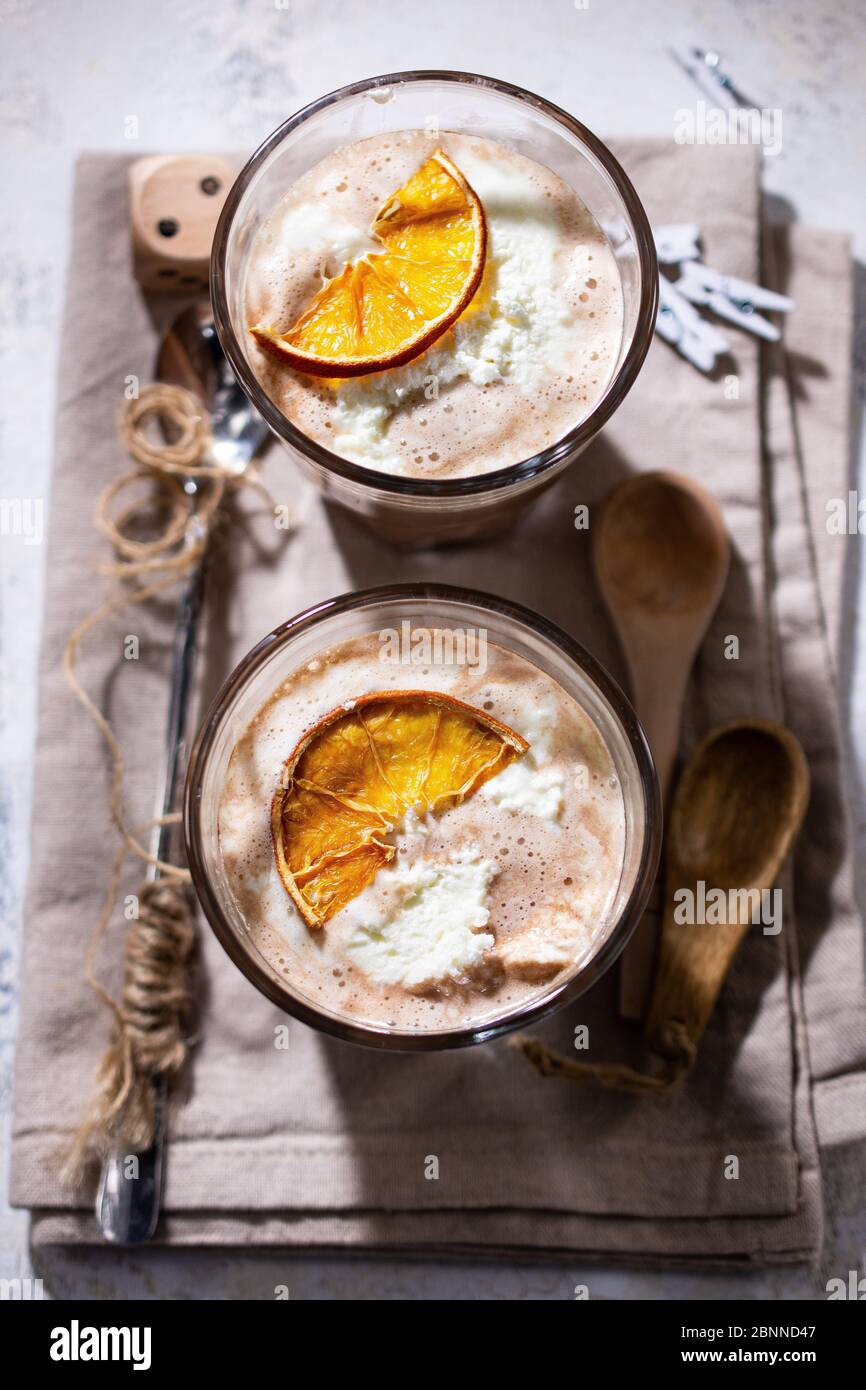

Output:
xmin=152 ymin=546 xmax=208 ymax=870
xmin=95 ymin=546 xmax=206 ymax=1244
xmin=95 ymin=1075 xmax=167 ymax=1245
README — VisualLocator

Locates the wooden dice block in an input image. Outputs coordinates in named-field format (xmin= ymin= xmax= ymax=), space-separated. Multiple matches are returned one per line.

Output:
xmin=129 ymin=155 xmax=236 ymax=293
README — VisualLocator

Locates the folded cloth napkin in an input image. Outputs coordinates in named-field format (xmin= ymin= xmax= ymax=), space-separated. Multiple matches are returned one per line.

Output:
xmin=10 ymin=140 xmax=866 ymax=1264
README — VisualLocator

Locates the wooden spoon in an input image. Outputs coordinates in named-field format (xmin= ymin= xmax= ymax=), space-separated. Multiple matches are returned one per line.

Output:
xmin=592 ymin=471 xmax=730 ymax=1018
xmin=646 ymin=719 xmax=809 ymax=1063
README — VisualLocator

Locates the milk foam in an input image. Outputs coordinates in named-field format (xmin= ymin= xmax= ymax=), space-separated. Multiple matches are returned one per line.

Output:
xmin=218 ymin=633 xmax=627 ymax=1032
xmin=243 ymin=130 xmax=624 ymax=480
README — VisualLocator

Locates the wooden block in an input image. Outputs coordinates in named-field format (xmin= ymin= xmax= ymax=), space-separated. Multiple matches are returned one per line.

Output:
xmin=129 ymin=155 xmax=236 ymax=294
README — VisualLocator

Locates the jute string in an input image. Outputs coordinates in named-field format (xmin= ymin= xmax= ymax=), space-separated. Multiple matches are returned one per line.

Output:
xmin=61 ymin=383 xmax=276 ymax=1180
xmin=507 ymin=1018 xmax=697 ymax=1097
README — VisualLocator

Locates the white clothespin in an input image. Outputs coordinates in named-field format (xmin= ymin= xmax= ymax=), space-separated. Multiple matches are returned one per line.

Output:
xmin=656 ymin=275 xmax=730 ymax=373
xmin=674 ymin=260 xmax=794 ymax=342
xmin=652 ymin=223 xmax=794 ymax=370
xmin=654 ymin=224 xmax=701 ymax=266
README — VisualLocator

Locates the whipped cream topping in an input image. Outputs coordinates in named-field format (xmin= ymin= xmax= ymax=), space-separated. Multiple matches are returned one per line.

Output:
xmin=344 ymin=845 xmax=498 ymax=990
xmin=480 ymin=697 xmax=566 ymax=824
xmin=330 ymin=152 xmax=578 ymax=473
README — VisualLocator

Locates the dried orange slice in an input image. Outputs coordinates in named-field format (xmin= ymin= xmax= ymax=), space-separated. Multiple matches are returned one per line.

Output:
xmin=250 ymin=149 xmax=487 ymax=378
xmin=271 ymin=690 xmax=527 ymax=927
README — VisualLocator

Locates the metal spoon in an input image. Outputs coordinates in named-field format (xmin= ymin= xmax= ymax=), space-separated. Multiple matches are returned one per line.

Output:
xmin=95 ymin=305 xmax=268 ymax=1244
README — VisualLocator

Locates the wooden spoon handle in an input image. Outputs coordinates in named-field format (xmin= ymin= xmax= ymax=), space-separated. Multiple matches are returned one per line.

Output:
xmin=618 ymin=656 xmax=692 ymax=1019
xmin=645 ymin=882 xmax=756 ymax=1055
xmin=629 ymin=657 xmax=692 ymax=800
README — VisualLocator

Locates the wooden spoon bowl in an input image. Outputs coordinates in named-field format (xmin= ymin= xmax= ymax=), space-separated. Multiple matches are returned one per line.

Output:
xmin=597 ymin=472 xmax=730 ymax=619
xmin=646 ymin=718 xmax=810 ymax=1059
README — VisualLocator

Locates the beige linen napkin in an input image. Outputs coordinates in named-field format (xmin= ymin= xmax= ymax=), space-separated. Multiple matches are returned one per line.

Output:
xmin=10 ymin=141 xmax=865 ymax=1263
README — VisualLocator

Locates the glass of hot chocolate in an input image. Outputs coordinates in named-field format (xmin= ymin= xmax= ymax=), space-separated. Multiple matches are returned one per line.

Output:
xmin=211 ymin=71 xmax=657 ymax=546
xmin=185 ymin=585 xmax=661 ymax=1050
